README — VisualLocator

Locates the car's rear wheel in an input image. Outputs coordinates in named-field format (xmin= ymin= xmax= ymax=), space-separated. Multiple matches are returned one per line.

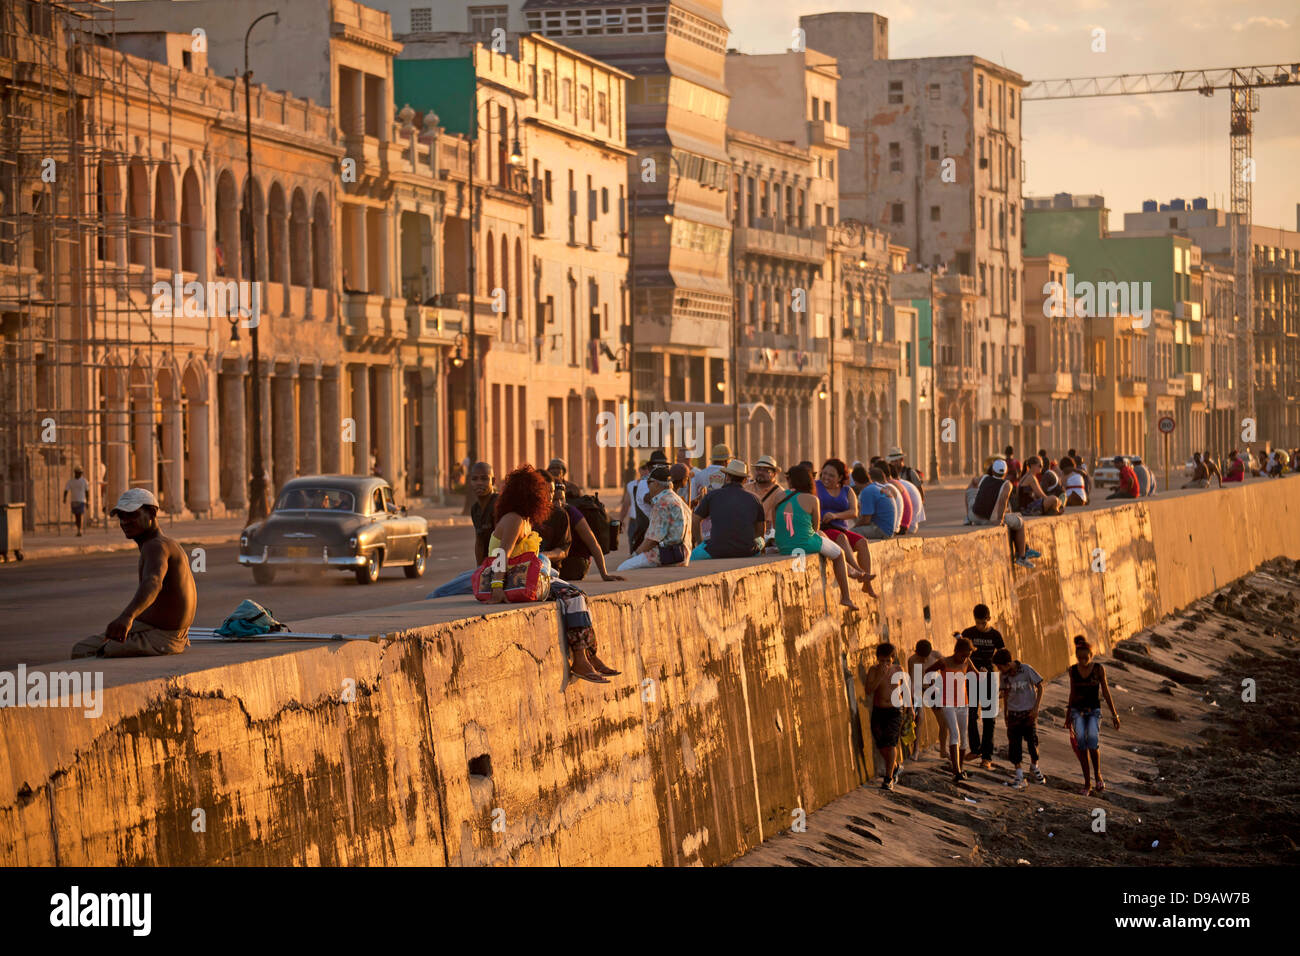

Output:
xmin=404 ymin=540 xmax=428 ymax=578
xmin=252 ymin=565 xmax=276 ymax=585
xmin=355 ymin=550 xmax=381 ymax=584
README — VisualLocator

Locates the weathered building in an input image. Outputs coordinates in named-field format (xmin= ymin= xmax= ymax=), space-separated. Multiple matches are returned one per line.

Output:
xmin=802 ymin=10 xmax=1025 ymax=468
xmin=1022 ymin=254 xmax=1089 ymax=457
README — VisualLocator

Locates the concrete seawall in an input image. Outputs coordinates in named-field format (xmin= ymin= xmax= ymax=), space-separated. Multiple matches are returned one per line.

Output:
xmin=2 ymin=479 xmax=1297 ymax=866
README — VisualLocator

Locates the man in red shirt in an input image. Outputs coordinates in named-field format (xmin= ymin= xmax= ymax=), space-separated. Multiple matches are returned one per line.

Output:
xmin=1003 ymin=445 xmax=1022 ymax=484
xmin=1223 ymin=450 xmax=1246 ymax=483
xmin=1105 ymin=456 xmax=1139 ymax=499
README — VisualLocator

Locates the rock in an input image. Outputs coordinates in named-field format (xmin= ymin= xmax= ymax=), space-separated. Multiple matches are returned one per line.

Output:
xmin=1153 ymin=706 xmax=1180 ymax=721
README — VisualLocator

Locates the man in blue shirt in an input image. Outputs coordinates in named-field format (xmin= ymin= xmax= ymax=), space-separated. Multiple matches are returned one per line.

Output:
xmin=855 ymin=466 xmax=897 ymax=539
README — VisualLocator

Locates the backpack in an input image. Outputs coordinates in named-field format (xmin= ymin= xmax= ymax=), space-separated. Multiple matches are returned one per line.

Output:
xmin=571 ymin=494 xmax=613 ymax=553
xmin=214 ymin=599 xmax=286 ymax=638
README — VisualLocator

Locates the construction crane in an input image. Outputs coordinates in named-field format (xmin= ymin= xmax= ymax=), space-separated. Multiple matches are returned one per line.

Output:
xmin=1023 ymin=63 xmax=1300 ymax=433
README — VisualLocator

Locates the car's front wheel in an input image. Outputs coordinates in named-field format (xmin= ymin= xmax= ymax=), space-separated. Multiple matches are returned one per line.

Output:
xmin=252 ymin=565 xmax=276 ymax=585
xmin=355 ymin=550 xmax=381 ymax=585
xmin=404 ymin=540 xmax=428 ymax=578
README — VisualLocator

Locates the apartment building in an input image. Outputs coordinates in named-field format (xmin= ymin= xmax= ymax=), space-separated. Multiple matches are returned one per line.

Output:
xmin=1022 ymin=255 xmax=1089 ymax=457
xmin=392 ymin=33 xmax=632 ymax=487
xmin=1119 ymin=198 xmax=1300 ymax=450
xmin=1026 ymin=195 xmax=1206 ymax=465
xmin=519 ymin=0 xmax=735 ymax=454
xmin=1 ymin=2 xmax=360 ymax=528
xmin=802 ymin=11 xmax=1025 ymax=467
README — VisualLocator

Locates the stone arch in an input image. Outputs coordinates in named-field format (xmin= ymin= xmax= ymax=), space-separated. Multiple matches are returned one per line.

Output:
xmin=180 ymin=166 xmax=204 ymax=274
xmin=153 ymin=163 xmax=177 ymax=272
xmin=266 ymin=180 xmax=287 ymax=285
xmin=485 ymin=229 xmax=495 ymax=296
xmin=96 ymin=158 xmax=123 ymax=264
xmin=127 ymin=157 xmax=151 ymax=266
xmin=239 ymin=175 xmax=266 ymax=282
xmin=289 ymin=188 xmax=309 ymax=286
xmin=215 ymin=169 xmax=239 ymax=277
xmin=182 ymin=358 xmax=211 ymax=514
xmin=515 ymin=236 xmax=524 ymax=338
xmin=311 ymin=191 xmax=330 ymax=288
xmin=128 ymin=357 xmax=158 ymax=491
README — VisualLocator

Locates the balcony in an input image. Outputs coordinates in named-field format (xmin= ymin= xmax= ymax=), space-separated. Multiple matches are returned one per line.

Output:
xmin=1074 ymin=372 xmax=1094 ymax=390
xmin=807 ymin=119 xmax=850 ymax=150
xmin=1026 ymin=370 xmax=1073 ymax=396
xmin=1184 ymin=371 xmax=1203 ymax=397
xmin=342 ymin=293 xmax=403 ymax=340
xmin=405 ymin=304 xmax=467 ymax=344
xmin=1174 ymin=300 xmax=1202 ymax=323
xmin=743 ymin=336 xmax=828 ymax=377
xmin=1118 ymin=377 xmax=1147 ymax=397
xmin=733 ymin=220 xmax=828 ymax=264
xmin=1152 ymin=377 xmax=1186 ymax=398
xmin=937 ymin=366 xmax=979 ymax=390
xmin=427 ymin=292 xmax=501 ymax=339
xmin=850 ymin=339 xmax=900 ymax=370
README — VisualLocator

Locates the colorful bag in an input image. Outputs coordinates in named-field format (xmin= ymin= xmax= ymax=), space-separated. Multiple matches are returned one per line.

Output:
xmin=472 ymin=552 xmax=551 ymax=603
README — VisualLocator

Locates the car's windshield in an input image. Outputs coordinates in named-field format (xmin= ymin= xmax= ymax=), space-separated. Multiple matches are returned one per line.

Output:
xmin=275 ymin=488 xmax=357 ymax=512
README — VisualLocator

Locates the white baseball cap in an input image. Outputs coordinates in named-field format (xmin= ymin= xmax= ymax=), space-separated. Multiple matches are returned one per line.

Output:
xmin=991 ymin=459 xmax=1008 ymax=477
xmin=109 ymin=487 xmax=160 ymax=516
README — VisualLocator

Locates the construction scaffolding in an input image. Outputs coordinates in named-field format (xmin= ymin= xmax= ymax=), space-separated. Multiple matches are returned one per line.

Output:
xmin=1 ymin=0 xmax=185 ymax=533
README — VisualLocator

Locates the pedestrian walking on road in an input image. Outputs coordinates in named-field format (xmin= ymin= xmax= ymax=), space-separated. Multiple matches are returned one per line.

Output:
xmin=1065 ymin=639 xmax=1120 ymax=795
xmin=64 ymin=466 xmax=90 ymax=536
xmin=994 ymin=648 xmax=1046 ymax=789
xmin=70 ymin=489 xmax=196 ymax=659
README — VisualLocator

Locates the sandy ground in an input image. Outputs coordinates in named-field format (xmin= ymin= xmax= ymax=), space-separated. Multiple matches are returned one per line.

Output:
xmin=735 ymin=557 xmax=1300 ymax=867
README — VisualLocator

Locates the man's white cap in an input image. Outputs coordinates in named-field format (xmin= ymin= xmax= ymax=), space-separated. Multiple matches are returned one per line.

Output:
xmin=991 ymin=459 xmax=1008 ymax=477
xmin=110 ymin=487 xmax=160 ymax=517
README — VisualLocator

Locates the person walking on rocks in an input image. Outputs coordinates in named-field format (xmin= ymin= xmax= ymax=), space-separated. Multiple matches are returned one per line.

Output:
xmin=926 ymin=636 xmax=978 ymax=783
xmin=907 ymin=639 xmax=943 ymax=759
xmin=962 ymin=604 xmax=1005 ymax=769
xmin=994 ymin=648 xmax=1046 ymax=789
xmin=1065 ymin=640 xmax=1120 ymax=795
xmin=864 ymin=642 xmax=913 ymax=791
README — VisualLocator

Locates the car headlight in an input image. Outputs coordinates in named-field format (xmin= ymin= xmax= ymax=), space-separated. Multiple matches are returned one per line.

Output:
xmin=348 ymin=535 xmax=359 ymax=552
xmin=240 ymin=533 xmax=249 ymax=549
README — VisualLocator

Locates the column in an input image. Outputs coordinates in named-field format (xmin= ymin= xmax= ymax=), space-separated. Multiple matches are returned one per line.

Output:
xmin=378 ymin=209 xmax=392 ymax=298
xmin=107 ymin=392 xmax=130 ymax=509
xmin=162 ymin=397 xmax=184 ymax=511
xmin=298 ymin=363 xmax=321 ymax=475
xmin=220 ymin=364 xmax=247 ymax=510
xmin=131 ymin=382 xmax=156 ymax=489
xmin=272 ymin=365 xmax=297 ymax=491
xmin=349 ymin=363 xmax=371 ymax=475
xmin=420 ymin=366 xmax=440 ymax=501
xmin=374 ymin=363 xmax=395 ymax=485
xmin=320 ymin=366 xmax=342 ymax=473
xmin=187 ymin=396 xmax=211 ymax=515
xmin=256 ymin=359 xmax=272 ymax=489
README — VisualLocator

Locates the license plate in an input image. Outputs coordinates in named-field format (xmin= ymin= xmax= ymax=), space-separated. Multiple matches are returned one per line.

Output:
xmin=286 ymin=546 xmax=309 ymax=558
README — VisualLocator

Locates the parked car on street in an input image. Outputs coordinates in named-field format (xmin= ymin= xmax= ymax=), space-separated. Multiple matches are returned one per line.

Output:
xmin=238 ymin=476 xmax=428 ymax=585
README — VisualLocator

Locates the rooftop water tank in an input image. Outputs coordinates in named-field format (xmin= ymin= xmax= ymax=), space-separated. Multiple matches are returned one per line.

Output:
xmin=1142 ymin=200 xmax=1158 ymax=212
xmin=1192 ymin=197 xmax=1208 ymax=210
xmin=1170 ymin=198 xmax=1186 ymax=211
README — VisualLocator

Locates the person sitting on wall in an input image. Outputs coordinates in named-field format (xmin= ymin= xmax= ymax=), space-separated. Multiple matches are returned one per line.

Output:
xmin=1017 ymin=456 xmax=1063 ymax=516
xmin=617 ymin=465 xmax=692 ymax=570
xmin=968 ymin=459 xmax=1039 ymax=569
xmin=1223 ymin=450 xmax=1246 ymax=483
xmin=1105 ymin=456 xmax=1140 ymax=499
xmin=1060 ymin=456 xmax=1089 ymax=507
xmin=690 ymin=459 xmax=765 ymax=561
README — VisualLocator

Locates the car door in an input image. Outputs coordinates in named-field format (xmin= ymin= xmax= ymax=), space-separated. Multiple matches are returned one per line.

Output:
xmin=379 ymin=485 xmax=415 ymax=561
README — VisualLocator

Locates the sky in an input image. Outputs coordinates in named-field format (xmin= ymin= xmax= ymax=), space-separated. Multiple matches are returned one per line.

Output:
xmin=722 ymin=0 xmax=1300 ymax=232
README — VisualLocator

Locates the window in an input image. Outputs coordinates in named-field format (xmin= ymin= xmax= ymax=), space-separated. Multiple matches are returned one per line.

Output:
xmin=822 ymin=100 xmax=831 ymax=121
xmin=1009 ymin=146 xmax=1015 ymax=177
xmin=468 ymin=5 xmax=508 ymax=36
xmin=601 ymin=186 xmax=609 ymax=213
xmin=627 ymin=75 xmax=669 ymax=105
xmin=888 ymin=80 xmax=903 ymax=105
xmin=544 ymin=169 xmax=552 ymax=202
xmin=1010 ymin=203 xmax=1017 ymax=236
xmin=928 ymin=145 xmax=939 ymax=161
xmin=826 ymin=206 xmax=834 ymax=225
xmin=930 ymin=205 xmax=940 ymax=222
xmin=1010 ymin=90 xmax=1016 ymax=119
xmin=888 ymin=141 xmax=901 ymax=173
xmin=828 ymin=159 xmax=835 ymax=180
xmin=542 ymin=70 xmax=554 ymax=104
xmin=409 ymin=7 xmax=432 ymax=31
xmin=928 ymin=82 xmax=940 ymax=101
xmin=561 ymin=78 xmax=572 ymax=111
xmin=890 ymin=202 xmax=904 ymax=224
xmin=597 ymin=91 xmax=607 ymax=124
xmin=977 ymin=74 xmax=984 ymax=108
xmin=580 ymin=85 xmax=590 ymax=119
xmin=811 ymin=95 xmax=820 ymax=119
xmin=980 ymin=197 xmax=985 ymax=229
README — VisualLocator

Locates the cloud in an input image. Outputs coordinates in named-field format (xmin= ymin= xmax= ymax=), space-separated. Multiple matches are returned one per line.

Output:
xmin=1232 ymin=16 xmax=1290 ymax=31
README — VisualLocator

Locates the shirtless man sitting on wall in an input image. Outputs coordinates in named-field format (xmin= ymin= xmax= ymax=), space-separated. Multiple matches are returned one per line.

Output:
xmin=71 ymin=488 xmax=197 ymax=659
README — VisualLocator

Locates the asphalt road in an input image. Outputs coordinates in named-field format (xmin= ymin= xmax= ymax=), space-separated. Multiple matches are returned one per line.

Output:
xmin=0 ymin=530 xmax=478 ymax=670
xmin=0 ymin=477 xmax=1274 ymax=669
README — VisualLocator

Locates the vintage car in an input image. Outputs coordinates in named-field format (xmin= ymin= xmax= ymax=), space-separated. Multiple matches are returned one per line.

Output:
xmin=238 ymin=476 xmax=428 ymax=585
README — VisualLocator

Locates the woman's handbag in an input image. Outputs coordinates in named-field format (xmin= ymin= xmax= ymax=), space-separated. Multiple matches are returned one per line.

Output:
xmin=472 ymin=551 xmax=552 ymax=603
xmin=657 ymin=541 xmax=688 ymax=566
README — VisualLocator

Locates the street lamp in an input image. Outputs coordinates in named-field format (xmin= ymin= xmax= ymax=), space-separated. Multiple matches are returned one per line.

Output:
xmin=243 ymin=9 xmax=278 ymax=524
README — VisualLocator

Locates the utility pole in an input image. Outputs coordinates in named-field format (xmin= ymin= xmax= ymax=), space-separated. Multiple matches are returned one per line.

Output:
xmin=242 ymin=10 xmax=277 ymax=524
xmin=466 ymin=86 xmax=480 ymax=464
xmin=928 ymin=268 xmax=941 ymax=484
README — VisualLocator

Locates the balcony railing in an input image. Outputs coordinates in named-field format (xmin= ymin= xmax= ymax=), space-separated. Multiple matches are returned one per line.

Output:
xmin=807 ymin=119 xmax=850 ymax=150
xmin=734 ymin=221 xmax=827 ymax=264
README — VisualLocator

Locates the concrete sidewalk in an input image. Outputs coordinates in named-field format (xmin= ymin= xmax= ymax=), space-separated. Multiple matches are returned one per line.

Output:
xmin=4 ymin=504 xmax=475 ymax=563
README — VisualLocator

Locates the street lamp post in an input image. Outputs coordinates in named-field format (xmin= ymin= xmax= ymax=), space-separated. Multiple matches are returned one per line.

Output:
xmin=927 ymin=268 xmax=941 ymax=484
xmin=242 ymin=9 xmax=277 ymax=524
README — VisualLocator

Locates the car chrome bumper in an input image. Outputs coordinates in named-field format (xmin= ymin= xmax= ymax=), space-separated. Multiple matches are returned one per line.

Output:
xmin=238 ymin=547 xmax=366 ymax=568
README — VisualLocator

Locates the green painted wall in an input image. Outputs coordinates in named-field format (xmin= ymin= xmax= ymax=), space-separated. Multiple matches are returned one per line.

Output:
xmin=393 ymin=58 xmax=475 ymax=136
xmin=911 ymin=299 xmax=932 ymax=367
